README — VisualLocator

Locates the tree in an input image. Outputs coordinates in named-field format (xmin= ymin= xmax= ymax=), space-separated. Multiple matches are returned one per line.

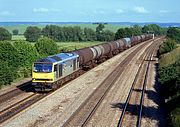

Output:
xmin=115 ymin=28 xmax=126 ymax=40
xmin=132 ymin=25 xmax=142 ymax=36
xmin=0 ymin=41 xmax=20 ymax=67
xmin=12 ymin=29 xmax=19 ymax=35
xmin=84 ymin=28 xmax=96 ymax=41
xmin=96 ymin=23 xmax=105 ymax=33
xmin=159 ymin=39 xmax=177 ymax=54
xmin=0 ymin=60 xmax=15 ymax=87
xmin=13 ymin=40 xmax=39 ymax=67
xmin=167 ymin=27 xmax=180 ymax=44
xmin=24 ymin=26 xmax=41 ymax=42
xmin=142 ymin=24 xmax=165 ymax=36
xmin=0 ymin=27 xmax=12 ymax=41
xmin=35 ymin=37 xmax=58 ymax=56
xmin=0 ymin=41 xmax=20 ymax=85
xmin=96 ymin=30 xmax=115 ymax=41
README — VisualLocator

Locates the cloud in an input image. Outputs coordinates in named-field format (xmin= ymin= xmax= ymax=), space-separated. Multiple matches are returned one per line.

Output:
xmin=116 ymin=9 xmax=124 ymax=14
xmin=134 ymin=6 xmax=149 ymax=13
xmin=33 ymin=8 xmax=60 ymax=13
xmin=0 ymin=11 xmax=14 ymax=16
xmin=93 ymin=10 xmax=105 ymax=14
xmin=33 ymin=8 xmax=49 ymax=13
xmin=159 ymin=10 xmax=168 ymax=13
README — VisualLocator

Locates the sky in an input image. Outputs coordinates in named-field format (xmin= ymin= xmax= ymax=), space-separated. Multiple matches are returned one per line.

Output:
xmin=0 ymin=0 xmax=180 ymax=22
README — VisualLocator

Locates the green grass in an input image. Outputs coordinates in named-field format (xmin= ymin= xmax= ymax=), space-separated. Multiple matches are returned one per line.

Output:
xmin=3 ymin=24 xmax=126 ymax=35
xmin=24 ymin=41 xmax=102 ymax=52
xmin=160 ymin=46 xmax=180 ymax=67
xmin=57 ymin=41 xmax=102 ymax=52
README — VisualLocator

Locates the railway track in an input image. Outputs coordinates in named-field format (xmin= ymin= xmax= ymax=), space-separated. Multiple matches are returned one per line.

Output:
xmin=117 ymin=38 xmax=162 ymax=127
xmin=0 ymin=81 xmax=32 ymax=103
xmin=62 ymin=38 xmax=159 ymax=127
xmin=0 ymin=93 xmax=48 ymax=124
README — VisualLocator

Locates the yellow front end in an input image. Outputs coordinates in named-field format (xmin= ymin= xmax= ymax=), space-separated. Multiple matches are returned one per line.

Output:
xmin=32 ymin=72 xmax=54 ymax=83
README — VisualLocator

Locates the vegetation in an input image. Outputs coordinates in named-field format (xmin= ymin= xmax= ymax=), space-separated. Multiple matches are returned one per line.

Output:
xmin=57 ymin=41 xmax=102 ymax=52
xmin=115 ymin=25 xmax=142 ymax=40
xmin=13 ymin=41 xmax=39 ymax=77
xmin=0 ymin=41 xmax=19 ymax=87
xmin=159 ymin=38 xmax=177 ymax=54
xmin=41 ymin=24 xmax=115 ymax=42
xmin=83 ymin=28 xmax=96 ymax=41
xmin=35 ymin=37 xmax=58 ymax=56
xmin=12 ymin=35 xmax=26 ymax=41
xmin=12 ymin=29 xmax=19 ymax=35
xmin=158 ymin=27 xmax=180 ymax=126
xmin=3 ymin=24 xmax=124 ymax=35
xmin=160 ymin=46 xmax=180 ymax=68
xmin=24 ymin=26 xmax=41 ymax=42
xmin=142 ymin=24 xmax=166 ymax=36
xmin=167 ymin=27 xmax=180 ymax=44
xmin=0 ymin=27 xmax=12 ymax=41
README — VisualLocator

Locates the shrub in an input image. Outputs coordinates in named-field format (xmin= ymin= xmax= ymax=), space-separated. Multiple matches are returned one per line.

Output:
xmin=159 ymin=39 xmax=177 ymax=55
xmin=0 ymin=41 xmax=20 ymax=67
xmin=0 ymin=61 xmax=16 ymax=87
xmin=13 ymin=40 xmax=39 ymax=67
xmin=159 ymin=59 xmax=180 ymax=98
xmin=35 ymin=37 xmax=59 ymax=56
xmin=24 ymin=26 xmax=41 ymax=42
xmin=12 ymin=29 xmax=19 ymax=35
xmin=167 ymin=27 xmax=180 ymax=44
xmin=0 ymin=27 xmax=12 ymax=41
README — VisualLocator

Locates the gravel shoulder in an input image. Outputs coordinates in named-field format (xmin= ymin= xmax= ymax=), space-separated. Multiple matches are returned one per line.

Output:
xmin=0 ymin=78 xmax=31 ymax=96
xmin=1 ymin=42 xmax=151 ymax=127
xmin=141 ymin=46 xmax=166 ymax=127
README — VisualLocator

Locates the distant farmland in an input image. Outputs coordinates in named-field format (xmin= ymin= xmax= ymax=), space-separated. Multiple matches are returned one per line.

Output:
xmin=3 ymin=24 xmax=127 ymax=35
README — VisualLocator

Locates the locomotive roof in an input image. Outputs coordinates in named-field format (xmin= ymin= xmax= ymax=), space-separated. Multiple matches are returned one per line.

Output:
xmin=36 ymin=53 xmax=78 ymax=63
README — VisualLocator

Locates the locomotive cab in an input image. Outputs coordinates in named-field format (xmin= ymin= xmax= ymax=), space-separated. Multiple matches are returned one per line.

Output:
xmin=32 ymin=62 xmax=54 ymax=91
xmin=32 ymin=53 xmax=79 ymax=91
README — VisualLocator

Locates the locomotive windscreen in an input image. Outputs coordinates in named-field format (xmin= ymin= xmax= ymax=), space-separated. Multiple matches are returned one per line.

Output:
xmin=33 ymin=63 xmax=52 ymax=73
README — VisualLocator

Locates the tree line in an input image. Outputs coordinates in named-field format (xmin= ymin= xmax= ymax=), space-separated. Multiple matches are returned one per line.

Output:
xmin=0 ymin=24 xmax=168 ymax=42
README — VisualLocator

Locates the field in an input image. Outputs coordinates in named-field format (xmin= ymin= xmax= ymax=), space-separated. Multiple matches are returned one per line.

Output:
xmin=30 ymin=41 xmax=102 ymax=52
xmin=4 ymin=24 xmax=126 ymax=35
xmin=12 ymin=35 xmax=26 ymax=40
xmin=57 ymin=41 xmax=103 ymax=52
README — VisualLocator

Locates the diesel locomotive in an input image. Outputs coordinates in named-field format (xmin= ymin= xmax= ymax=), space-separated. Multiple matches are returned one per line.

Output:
xmin=32 ymin=34 xmax=154 ymax=91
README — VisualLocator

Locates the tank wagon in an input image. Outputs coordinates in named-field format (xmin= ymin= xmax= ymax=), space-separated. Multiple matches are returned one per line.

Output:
xmin=32 ymin=34 xmax=153 ymax=91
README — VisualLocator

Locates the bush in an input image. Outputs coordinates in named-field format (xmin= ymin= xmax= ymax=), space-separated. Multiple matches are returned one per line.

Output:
xmin=0 ymin=61 xmax=15 ymax=87
xmin=12 ymin=29 xmax=19 ymax=35
xmin=24 ymin=26 xmax=41 ymax=42
xmin=13 ymin=40 xmax=39 ymax=67
xmin=166 ymin=95 xmax=180 ymax=127
xmin=159 ymin=59 xmax=180 ymax=98
xmin=142 ymin=24 xmax=166 ymax=36
xmin=84 ymin=28 xmax=96 ymax=41
xmin=159 ymin=39 xmax=177 ymax=54
xmin=167 ymin=27 xmax=180 ymax=44
xmin=35 ymin=37 xmax=58 ymax=56
xmin=96 ymin=30 xmax=115 ymax=41
xmin=0 ymin=27 xmax=12 ymax=41
xmin=0 ymin=41 xmax=20 ymax=67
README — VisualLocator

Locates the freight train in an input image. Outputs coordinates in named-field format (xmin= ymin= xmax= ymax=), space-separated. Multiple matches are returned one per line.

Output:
xmin=32 ymin=34 xmax=153 ymax=91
